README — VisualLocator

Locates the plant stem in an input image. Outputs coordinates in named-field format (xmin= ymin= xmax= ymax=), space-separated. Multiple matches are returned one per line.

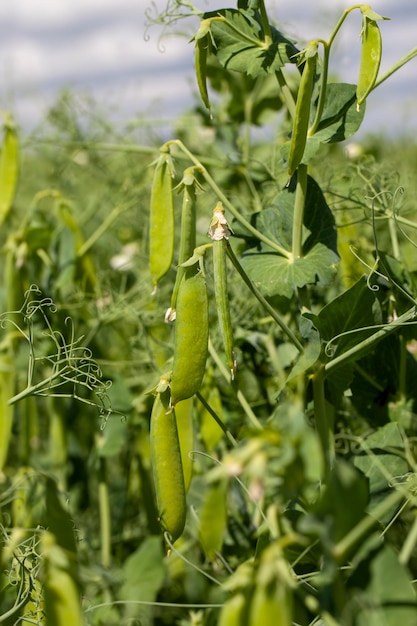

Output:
xmin=399 ymin=513 xmax=417 ymax=567
xmin=373 ymin=46 xmax=417 ymax=91
xmin=292 ymin=164 xmax=308 ymax=260
xmin=258 ymin=0 xmax=272 ymax=44
xmin=309 ymin=41 xmax=330 ymax=136
xmin=275 ymin=70 xmax=296 ymax=120
xmin=312 ymin=364 xmax=334 ymax=483
xmin=169 ymin=140 xmax=291 ymax=259
xmin=97 ymin=450 xmax=112 ymax=569
xmin=208 ymin=339 xmax=263 ymax=431
xmin=226 ymin=243 xmax=304 ymax=353
xmin=196 ymin=392 xmax=237 ymax=447
xmin=333 ymin=488 xmax=405 ymax=562
xmin=324 ymin=306 xmax=417 ymax=375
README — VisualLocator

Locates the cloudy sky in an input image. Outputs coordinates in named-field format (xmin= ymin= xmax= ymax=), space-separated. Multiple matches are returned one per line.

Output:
xmin=0 ymin=0 xmax=416 ymax=137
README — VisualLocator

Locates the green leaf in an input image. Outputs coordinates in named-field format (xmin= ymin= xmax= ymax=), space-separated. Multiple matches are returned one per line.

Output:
xmin=306 ymin=276 xmax=382 ymax=360
xmin=313 ymin=460 xmax=370 ymax=546
xmin=240 ymin=174 xmax=339 ymax=298
xmin=348 ymin=545 xmax=415 ymax=626
xmin=120 ymin=536 xmax=165 ymax=625
xmin=209 ymin=9 xmax=299 ymax=77
xmin=311 ymin=83 xmax=366 ymax=144
xmin=353 ymin=423 xmax=408 ymax=524
xmin=242 ymin=243 xmax=338 ymax=299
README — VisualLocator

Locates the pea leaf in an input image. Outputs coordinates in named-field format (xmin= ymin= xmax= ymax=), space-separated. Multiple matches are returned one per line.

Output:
xmin=120 ymin=536 xmax=165 ymax=625
xmin=242 ymin=244 xmax=338 ymax=299
xmin=305 ymin=276 xmax=382 ymax=360
xmin=310 ymin=82 xmax=366 ymax=144
xmin=240 ymin=174 xmax=339 ymax=298
xmin=209 ymin=9 xmax=299 ymax=76
xmin=353 ymin=422 xmax=408 ymax=524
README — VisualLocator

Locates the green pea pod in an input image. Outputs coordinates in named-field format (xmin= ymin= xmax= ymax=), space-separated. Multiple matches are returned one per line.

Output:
xmin=199 ymin=479 xmax=228 ymax=560
xmin=248 ymin=583 xmax=292 ymax=626
xmin=195 ymin=33 xmax=211 ymax=113
xmin=150 ymin=391 xmax=186 ymax=543
xmin=218 ymin=592 xmax=250 ymax=626
xmin=170 ymin=269 xmax=209 ymax=406
xmin=356 ymin=17 xmax=382 ymax=111
xmin=42 ymin=531 xmax=84 ymax=626
xmin=170 ymin=167 xmax=200 ymax=314
xmin=287 ymin=42 xmax=318 ymax=179
xmin=174 ymin=397 xmax=194 ymax=492
xmin=209 ymin=203 xmax=236 ymax=378
xmin=0 ymin=113 xmax=19 ymax=228
xmin=149 ymin=148 xmax=174 ymax=289
xmin=0 ymin=353 xmax=14 ymax=472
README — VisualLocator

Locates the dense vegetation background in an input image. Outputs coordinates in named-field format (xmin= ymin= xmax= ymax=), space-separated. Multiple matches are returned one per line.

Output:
xmin=2 ymin=2 xmax=417 ymax=625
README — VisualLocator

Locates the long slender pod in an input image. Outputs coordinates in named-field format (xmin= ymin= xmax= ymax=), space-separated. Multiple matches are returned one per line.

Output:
xmin=169 ymin=167 xmax=200 ymax=317
xmin=149 ymin=146 xmax=175 ymax=290
xmin=0 ymin=112 xmax=19 ymax=227
xmin=170 ymin=268 xmax=209 ymax=406
xmin=209 ymin=202 xmax=236 ymax=379
xmin=356 ymin=8 xmax=389 ymax=110
xmin=287 ymin=41 xmax=318 ymax=179
xmin=150 ymin=391 xmax=186 ymax=543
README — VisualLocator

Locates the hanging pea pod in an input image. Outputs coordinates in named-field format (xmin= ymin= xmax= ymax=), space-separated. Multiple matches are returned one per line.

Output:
xmin=218 ymin=591 xmax=250 ymax=626
xmin=150 ymin=390 xmax=186 ymax=543
xmin=0 ymin=112 xmax=19 ymax=228
xmin=199 ymin=479 xmax=228 ymax=560
xmin=174 ymin=396 xmax=194 ymax=492
xmin=170 ymin=268 xmax=209 ymax=406
xmin=356 ymin=7 xmax=389 ymax=111
xmin=287 ymin=41 xmax=318 ymax=179
xmin=149 ymin=146 xmax=175 ymax=290
xmin=248 ymin=543 xmax=294 ymax=626
xmin=169 ymin=167 xmax=202 ymax=315
xmin=191 ymin=19 xmax=215 ymax=114
xmin=209 ymin=202 xmax=236 ymax=379
xmin=41 ymin=531 xmax=85 ymax=626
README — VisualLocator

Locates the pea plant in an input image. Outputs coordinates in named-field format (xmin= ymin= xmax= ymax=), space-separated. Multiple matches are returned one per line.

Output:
xmin=146 ymin=1 xmax=417 ymax=624
xmin=2 ymin=3 xmax=417 ymax=625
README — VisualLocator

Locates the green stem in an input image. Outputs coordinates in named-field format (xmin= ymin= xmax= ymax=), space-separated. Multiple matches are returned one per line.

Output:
xmin=275 ymin=70 xmax=296 ymax=120
xmin=333 ymin=488 xmax=405 ymax=562
xmin=373 ymin=46 xmax=417 ymax=91
xmin=324 ymin=306 xmax=417 ymax=375
xmin=292 ymin=164 xmax=308 ymax=260
xmin=196 ymin=391 xmax=237 ymax=447
xmin=399 ymin=514 xmax=417 ymax=567
xmin=77 ymin=201 xmax=134 ymax=258
xmin=97 ymin=451 xmax=111 ymax=569
xmin=309 ymin=41 xmax=330 ymax=135
xmin=208 ymin=339 xmax=263 ymax=431
xmin=226 ymin=243 xmax=304 ymax=353
xmin=312 ymin=365 xmax=333 ymax=483
xmin=169 ymin=140 xmax=291 ymax=259
xmin=258 ymin=0 xmax=272 ymax=44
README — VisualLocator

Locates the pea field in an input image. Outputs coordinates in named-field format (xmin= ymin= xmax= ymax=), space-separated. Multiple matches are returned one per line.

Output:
xmin=2 ymin=2 xmax=417 ymax=625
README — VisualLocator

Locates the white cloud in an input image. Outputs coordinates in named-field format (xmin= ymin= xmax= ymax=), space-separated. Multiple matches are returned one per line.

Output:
xmin=0 ymin=0 xmax=416 ymax=134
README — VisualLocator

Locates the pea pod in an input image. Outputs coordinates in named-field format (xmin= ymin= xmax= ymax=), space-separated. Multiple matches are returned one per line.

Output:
xmin=174 ymin=397 xmax=194 ymax=492
xmin=169 ymin=167 xmax=200 ymax=314
xmin=170 ymin=269 xmax=209 ymax=406
xmin=209 ymin=203 xmax=236 ymax=379
xmin=41 ymin=531 xmax=84 ymax=626
xmin=356 ymin=11 xmax=384 ymax=111
xmin=150 ymin=391 xmax=186 ymax=543
xmin=218 ymin=592 xmax=250 ymax=626
xmin=195 ymin=32 xmax=211 ymax=113
xmin=0 ymin=113 xmax=19 ymax=227
xmin=199 ymin=479 xmax=228 ymax=560
xmin=287 ymin=42 xmax=318 ymax=179
xmin=149 ymin=147 xmax=175 ymax=289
